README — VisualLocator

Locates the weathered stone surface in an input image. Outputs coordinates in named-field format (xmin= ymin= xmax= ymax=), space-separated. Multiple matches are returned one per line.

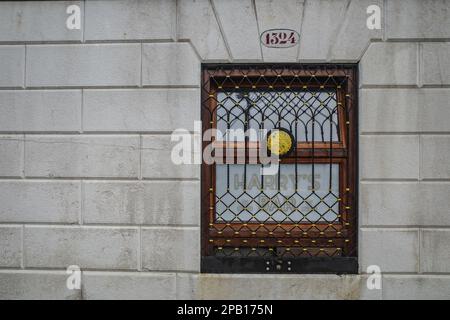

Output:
xmin=83 ymin=272 xmax=176 ymax=300
xmin=141 ymin=135 xmax=200 ymax=179
xmin=24 ymin=226 xmax=138 ymax=269
xmin=383 ymin=275 xmax=450 ymax=300
xmin=330 ymin=0 xmax=383 ymax=60
xmin=26 ymin=44 xmax=141 ymax=87
xmin=0 ymin=135 xmax=23 ymax=177
xmin=361 ymin=182 xmax=450 ymax=226
xmin=361 ymin=182 xmax=419 ymax=226
xmin=0 ymin=180 xmax=80 ymax=223
xmin=83 ymin=181 xmax=199 ymax=225
xmin=0 ymin=46 xmax=24 ymax=87
xmin=0 ymin=226 xmax=21 ymax=267
xmin=299 ymin=0 xmax=383 ymax=61
xmin=361 ymin=88 xmax=450 ymax=133
xmin=422 ymin=43 xmax=450 ymax=85
xmin=178 ymin=0 xmax=229 ymax=61
xmin=177 ymin=273 xmax=363 ymax=299
xmin=360 ymin=135 xmax=419 ymax=179
xmin=142 ymin=43 xmax=200 ymax=86
xmin=0 ymin=270 xmax=81 ymax=300
xmin=0 ymin=90 xmax=81 ymax=132
xmin=25 ymin=135 xmax=140 ymax=178
xmin=421 ymin=89 xmax=450 ymax=132
xmin=0 ymin=1 xmax=83 ymax=42
xmin=255 ymin=0 xmax=303 ymax=62
xmin=360 ymin=89 xmax=420 ymax=133
xmin=421 ymin=229 xmax=450 ymax=273
xmin=298 ymin=0 xmax=347 ymax=61
xmin=212 ymin=0 xmax=262 ymax=61
xmin=83 ymin=89 xmax=199 ymax=132
xmin=360 ymin=228 xmax=419 ymax=273
xmin=85 ymin=0 xmax=175 ymax=41
xmin=141 ymin=227 xmax=200 ymax=272
xmin=421 ymin=135 xmax=450 ymax=179
xmin=360 ymin=42 xmax=418 ymax=86
xmin=386 ymin=0 xmax=450 ymax=39
xmin=0 ymin=0 xmax=449 ymax=301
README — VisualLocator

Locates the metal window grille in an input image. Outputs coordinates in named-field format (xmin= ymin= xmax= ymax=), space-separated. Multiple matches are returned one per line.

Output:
xmin=201 ymin=64 xmax=358 ymax=274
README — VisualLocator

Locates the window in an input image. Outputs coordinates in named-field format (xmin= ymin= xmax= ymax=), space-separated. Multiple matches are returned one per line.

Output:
xmin=201 ymin=65 xmax=358 ymax=273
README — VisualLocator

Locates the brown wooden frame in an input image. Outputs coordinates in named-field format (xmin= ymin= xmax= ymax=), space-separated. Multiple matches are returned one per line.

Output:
xmin=201 ymin=64 xmax=358 ymax=273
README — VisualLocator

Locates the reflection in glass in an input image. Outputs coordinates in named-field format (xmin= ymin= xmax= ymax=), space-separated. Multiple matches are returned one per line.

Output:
xmin=216 ymin=90 xmax=339 ymax=142
xmin=215 ymin=164 xmax=339 ymax=223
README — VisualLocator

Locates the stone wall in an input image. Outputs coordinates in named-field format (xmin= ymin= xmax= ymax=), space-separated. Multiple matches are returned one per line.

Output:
xmin=0 ymin=0 xmax=449 ymax=299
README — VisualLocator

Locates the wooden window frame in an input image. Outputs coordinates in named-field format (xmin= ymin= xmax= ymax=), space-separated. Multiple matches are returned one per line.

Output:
xmin=201 ymin=64 xmax=358 ymax=274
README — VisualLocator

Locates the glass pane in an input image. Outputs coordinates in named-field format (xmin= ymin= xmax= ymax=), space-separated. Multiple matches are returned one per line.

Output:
xmin=216 ymin=90 xmax=339 ymax=142
xmin=215 ymin=163 xmax=339 ymax=223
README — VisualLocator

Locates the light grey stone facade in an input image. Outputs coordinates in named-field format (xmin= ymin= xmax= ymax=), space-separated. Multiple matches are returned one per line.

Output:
xmin=0 ymin=0 xmax=449 ymax=300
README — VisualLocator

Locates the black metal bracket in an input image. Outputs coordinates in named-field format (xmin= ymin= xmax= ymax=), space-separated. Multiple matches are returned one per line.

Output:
xmin=201 ymin=256 xmax=358 ymax=274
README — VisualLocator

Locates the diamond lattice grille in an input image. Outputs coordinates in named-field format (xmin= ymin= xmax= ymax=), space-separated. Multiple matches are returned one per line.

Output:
xmin=201 ymin=64 xmax=357 ymax=271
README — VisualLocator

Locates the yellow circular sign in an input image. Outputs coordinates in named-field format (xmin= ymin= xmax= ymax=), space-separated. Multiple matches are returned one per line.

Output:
xmin=267 ymin=128 xmax=294 ymax=156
